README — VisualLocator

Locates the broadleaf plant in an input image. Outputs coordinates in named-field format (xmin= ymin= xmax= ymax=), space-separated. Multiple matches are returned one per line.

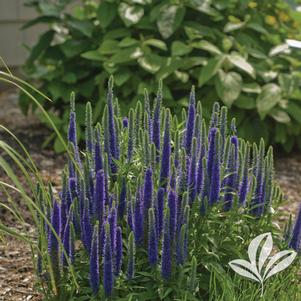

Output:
xmin=20 ymin=0 xmax=301 ymax=153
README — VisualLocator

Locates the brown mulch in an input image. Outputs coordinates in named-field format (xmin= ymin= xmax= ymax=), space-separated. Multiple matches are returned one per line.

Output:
xmin=0 ymin=87 xmax=301 ymax=300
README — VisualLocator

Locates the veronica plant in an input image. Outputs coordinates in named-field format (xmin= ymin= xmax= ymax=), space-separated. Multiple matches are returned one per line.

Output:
xmin=2 ymin=72 xmax=298 ymax=300
xmin=29 ymin=77 xmax=290 ymax=300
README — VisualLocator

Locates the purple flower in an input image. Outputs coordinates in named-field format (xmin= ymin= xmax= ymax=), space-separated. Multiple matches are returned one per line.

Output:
xmin=188 ymin=139 xmax=197 ymax=204
xmin=184 ymin=86 xmax=195 ymax=155
xmin=115 ymin=226 xmax=123 ymax=276
xmin=289 ymin=203 xmax=301 ymax=251
xmin=207 ymin=128 xmax=221 ymax=205
xmin=94 ymin=170 xmax=105 ymax=223
xmin=103 ymin=223 xmax=113 ymax=297
xmin=82 ymin=198 xmax=92 ymax=253
xmin=107 ymin=77 xmax=118 ymax=174
xmin=156 ymin=188 xmax=165 ymax=238
xmin=239 ymin=144 xmax=250 ymax=205
xmin=68 ymin=96 xmax=77 ymax=149
xmin=134 ymin=188 xmax=144 ymax=245
xmin=108 ymin=207 xmax=117 ymax=251
xmin=94 ymin=125 xmax=103 ymax=173
xmin=62 ymin=219 xmax=70 ymax=267
xmin=168 ymin=190 xmax=177 ymax=241
xmin=48 ymin=199 xmax=61 ymax=284
xmin=122 ymin=117 xmax=128 ymax=128
xmin=90 ymin=223 xmax=100 ymax=295
xmin=219 ymin=106 xmax=228 ymax=156
xmin=160 ymin=110 xmax=171 ymax=188
xmin=161 ymin=207 xmax=171 ymax=280
xmin=176 ymin=224 xmax=186 ymax=265
xmin=196 ymin=152 xmax=204 ymax=195
xmin=143 ymin=168 xmax=153 ymax=215
xmin=148 ymin=208 xmax=158 ymax=266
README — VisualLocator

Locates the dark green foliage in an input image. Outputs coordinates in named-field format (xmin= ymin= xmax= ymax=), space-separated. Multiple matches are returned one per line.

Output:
xmin=21 ymin=0 xmax=301 ymax=152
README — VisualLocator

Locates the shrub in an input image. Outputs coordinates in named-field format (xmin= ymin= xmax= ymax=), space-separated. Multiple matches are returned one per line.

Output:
xmin=30 ymin=79 xmax=301 ymax=300
xmin=21 ymin=0 xmax=301 ymax=152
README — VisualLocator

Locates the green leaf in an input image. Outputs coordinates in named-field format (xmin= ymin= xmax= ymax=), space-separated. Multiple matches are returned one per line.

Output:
xmin=198 ymin=56 xmax=225 ymax=86
xmin=62 ymin=72 xmax=77 ymax=84
xmin=109 ymin=47 xmax=143 ymax=64
xmin=224 ymin=22 xmax=245 ymax=33
xmin=191 ymin=40 xmax=222 ymax=55
xmin=27 ymin=30 xmax=55 ymax=63
xmin=242 ymin=83 xmax=261 ymax=94
xmin=234 ymin=95 xmax=256 ymax=109
xmin=246 ymin=22 xmax=268 ymax=35
xmin=118 ymin=3 xmax=144 ymax=26
xmin=97 ymin=2 xmax=117 ymax=28
xmin=181 ymin=57 xmax=207 ymax=70
xmin=39 ymin=3 xmax=61 ymax=17
xmin=286 ymin=102 xmax=301 ymax=124
xmin=256 ymin=83 xmax=281 ymax=119
xmin=99 ymin=40 xmax=119 ymax=55
xmin=119 ymin=37 xmax=139 ymax=48
xmin=68 ymin=19 xmax=94 ymax=38
xmin=22 ymin=16 xmax=59 ymax=29
xmin=269 ymin=108 xmax=291 ymax=124
xmin=104 ymin=28 xmax=131 ymax=39
xmin=143 ymin=39 xmax=167 ymax=51
xmin=81 ymin=50 xmax=103 ymax=61
xmin=215 ymin=70 xmax=242 ymax=106
xmin=114 ymin=71 xmax=131 ymax=86
xmin=60 ymin=39 xmax=87 ymax=58
xmin=228 ymin=53 xmax=255 ymax=78
xmin=171 ymin=41 xmax=192 ymax=56
xmin=157 ymin=5 xmax=185 ymax=39
xmin=156 ymin=57 xmax=182 ymax=80
xmin=137 ymin=53 xmax=163 ymax=73
xmin=278 ymin=74 xmax=298 ymax=96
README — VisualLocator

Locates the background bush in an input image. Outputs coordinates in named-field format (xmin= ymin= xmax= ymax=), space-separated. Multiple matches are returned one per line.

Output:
xmin=21 ymin=0 xmax=301 ymax=152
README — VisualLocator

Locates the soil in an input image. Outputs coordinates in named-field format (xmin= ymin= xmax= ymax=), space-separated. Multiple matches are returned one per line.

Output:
xmin=0 ymin=87 xmax=300 ymax=301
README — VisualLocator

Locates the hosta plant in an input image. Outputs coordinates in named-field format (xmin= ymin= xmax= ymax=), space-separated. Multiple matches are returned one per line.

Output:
xmin=24 ymin=78 xmax=301 ymax=301
xmin=20 ymin=0 xmax=301 ymax=152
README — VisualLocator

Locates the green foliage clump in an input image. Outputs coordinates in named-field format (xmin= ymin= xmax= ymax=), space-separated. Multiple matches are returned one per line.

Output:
xmin=21 ymin=0 xmax=301 ymax=152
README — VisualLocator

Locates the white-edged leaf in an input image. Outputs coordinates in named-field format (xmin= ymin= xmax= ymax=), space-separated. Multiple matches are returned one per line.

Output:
xmin=258 ymin=233 xmax=273 ymax=273
xmin=269 ymin=44 xmax=290 ymax=56
xmin=228 ymin=53 xmax=255 ymax=78
xmin=229 ymin=259 xmax=262 ymax=283
xmin=286 ymin=39 xmax=301 ymax=49
xmin=263 ymin=250 xmax=297 ymax=280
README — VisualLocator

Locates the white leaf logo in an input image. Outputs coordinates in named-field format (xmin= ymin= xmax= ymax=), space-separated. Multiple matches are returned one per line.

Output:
xmin=229 ymin=232 xmax=297 ymax=297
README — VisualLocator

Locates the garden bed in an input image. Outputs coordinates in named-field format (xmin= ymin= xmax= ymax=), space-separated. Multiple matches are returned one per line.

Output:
xmin=0 ymin=87 xmax=300 ymax=300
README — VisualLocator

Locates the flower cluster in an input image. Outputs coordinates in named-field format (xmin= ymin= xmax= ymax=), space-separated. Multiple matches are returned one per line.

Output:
xmin=40 ymin=78 xmax=281 ymax=297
